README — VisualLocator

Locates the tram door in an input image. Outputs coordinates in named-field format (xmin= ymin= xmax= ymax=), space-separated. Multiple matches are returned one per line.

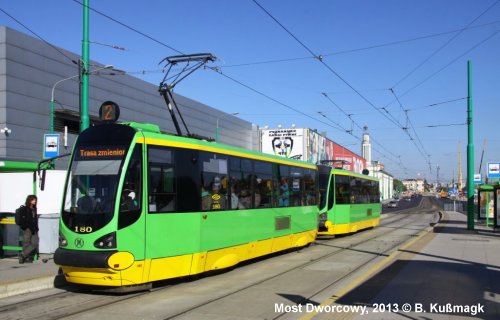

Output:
xmin=144 ymin=146 xmax=201 ymax=281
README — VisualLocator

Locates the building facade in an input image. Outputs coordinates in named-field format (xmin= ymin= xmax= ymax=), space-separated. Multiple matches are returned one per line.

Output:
xmin=402 ymin=179 xmax=425 ymax=193
xmin=0 ymin=27 xmax=254 ymax=172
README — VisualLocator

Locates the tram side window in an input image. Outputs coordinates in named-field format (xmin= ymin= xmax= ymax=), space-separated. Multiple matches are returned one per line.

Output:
xmin=303 ymin=168 xmax=317 ymax=205
xmin=118 ymin=144 xmax=142 ymax=229
xmin=277 ymin=165 xmax=291 ymax=207
xmin=335 ymin=175 xmax=350 ymax=204
xmin=148 ymin=147 xmax=176 ymax=213
xmin=200 ymin=152 xmax=228 ymax=211
xmin=349 ymin=177 xmax=373 ymax=204
xmin=254 ymin=161 xmax=273 ymax=208
xmin=289 ymin=167 xmax=304 ymax=207
xmin=230 ymin=157 xmax=252 ymax=209
xmin=366 ymin=180 xmax=380 ymax=203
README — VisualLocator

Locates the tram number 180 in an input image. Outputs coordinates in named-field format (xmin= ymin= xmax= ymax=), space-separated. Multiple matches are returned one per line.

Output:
xmin=74 ymin=226 xmax=93 ymax=233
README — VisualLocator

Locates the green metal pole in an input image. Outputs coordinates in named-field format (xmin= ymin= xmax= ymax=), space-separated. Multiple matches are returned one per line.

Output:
xmin=80 ymin=0 xmax=90 ymax=132
xmin=467 ymin=60 xmax=475 ymax=230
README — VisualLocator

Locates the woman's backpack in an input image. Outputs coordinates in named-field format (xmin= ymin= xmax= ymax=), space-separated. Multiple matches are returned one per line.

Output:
xmin=15 ymin=205 xmax=25 ymax=226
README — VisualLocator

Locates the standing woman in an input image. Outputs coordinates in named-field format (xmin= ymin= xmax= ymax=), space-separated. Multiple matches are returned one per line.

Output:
xmin=18 ymin=195 xmax=39 ymax=264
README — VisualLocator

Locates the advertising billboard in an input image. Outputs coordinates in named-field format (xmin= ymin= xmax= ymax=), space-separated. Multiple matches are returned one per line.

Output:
xmin=332 ymin=143 xmax=366 ymax=173
xmin=261 ymin=128 xmax=305 ymax=160
xmin=261 ymin=128 xmax=366 ymax=173
xmin=307 ymin=130 xmax=326 ymax=164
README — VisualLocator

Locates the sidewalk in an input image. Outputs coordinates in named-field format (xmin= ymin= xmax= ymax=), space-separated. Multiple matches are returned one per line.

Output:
xmin=1 ymin=211 xmax=500 ymax=320
xmin=0 ymin=253 xmax=64 ymax=299
xmin=332 ymin=211 xmax=500 ymax=320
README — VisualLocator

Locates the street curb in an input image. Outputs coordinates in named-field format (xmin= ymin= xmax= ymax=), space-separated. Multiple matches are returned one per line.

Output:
xmin=0 ymin=274 xmax=66 ymax=299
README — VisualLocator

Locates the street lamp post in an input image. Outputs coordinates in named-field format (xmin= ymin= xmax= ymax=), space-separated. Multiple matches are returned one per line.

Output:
xmin=216 ymin=112 xmax=239 ymax=143
xmin=50 ymin=65 xmax=113 ymax=133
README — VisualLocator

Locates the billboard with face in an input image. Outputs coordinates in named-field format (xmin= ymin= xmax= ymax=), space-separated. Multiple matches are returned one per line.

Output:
xmin=261 ymin=129 xmax=304 ymax=160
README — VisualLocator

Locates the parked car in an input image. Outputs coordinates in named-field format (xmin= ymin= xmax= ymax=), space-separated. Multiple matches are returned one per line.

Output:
xmin=387 ymin=200 xmax=398 ymax=208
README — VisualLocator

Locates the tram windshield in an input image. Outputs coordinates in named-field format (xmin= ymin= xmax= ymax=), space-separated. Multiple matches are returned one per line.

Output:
xmin=61 ymin=124 xmax=137 ymax=233
xmin=62 ymin=145 xmax=128 ymax=232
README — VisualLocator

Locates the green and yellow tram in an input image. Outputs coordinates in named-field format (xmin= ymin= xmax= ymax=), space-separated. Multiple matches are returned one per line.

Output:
xmin=317 ymin=165 xmax=381 ymax=236
xmin=54 ymin=110 xmax=318 ymax=288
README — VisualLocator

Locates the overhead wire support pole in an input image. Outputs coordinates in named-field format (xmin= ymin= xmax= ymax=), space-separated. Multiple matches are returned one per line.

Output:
xmin=80 ymin=0 xmax=90 ymax=132
xmin=467 ymin=60 xmax=475 ymax=230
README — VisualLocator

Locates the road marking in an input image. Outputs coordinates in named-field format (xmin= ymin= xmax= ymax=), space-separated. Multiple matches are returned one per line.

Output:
xmin=299 ymin=220 xmax=437 ymax=320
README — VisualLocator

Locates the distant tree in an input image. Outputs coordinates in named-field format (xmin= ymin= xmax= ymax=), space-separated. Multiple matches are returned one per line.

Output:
xmin=393 ymin=179 xmax=406 ymax=193
xmin=424 ymin=179 xmax=431 ymax=192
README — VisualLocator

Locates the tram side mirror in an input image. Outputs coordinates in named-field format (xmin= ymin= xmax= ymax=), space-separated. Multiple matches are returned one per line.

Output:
xmin=37 ymin=169 xmax=47 ymax=191
xmin=36 ymin=153 xmax=71 ymax=191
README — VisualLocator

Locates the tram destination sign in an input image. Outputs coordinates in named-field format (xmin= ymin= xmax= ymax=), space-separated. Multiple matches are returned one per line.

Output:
xmin=76 ymin=145 xmax=127 ymax=161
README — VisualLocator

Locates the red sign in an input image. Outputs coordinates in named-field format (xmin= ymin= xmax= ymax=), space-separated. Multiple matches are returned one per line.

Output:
xmin=332 ymin=143 xmax=366 ymax=173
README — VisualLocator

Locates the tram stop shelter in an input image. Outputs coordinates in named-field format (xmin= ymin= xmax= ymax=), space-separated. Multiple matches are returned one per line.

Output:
xmin=477 ymin=184 xmax=500 ymax=228
xmin=0 ymin=160 xmax=65 ymax=257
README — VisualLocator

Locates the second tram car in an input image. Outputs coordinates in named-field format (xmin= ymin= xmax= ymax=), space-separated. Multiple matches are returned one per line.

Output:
xmin=54 ymin=116 xmax=318 ymax=288
xmin=318 ymin=165 xmax=381 ymax=236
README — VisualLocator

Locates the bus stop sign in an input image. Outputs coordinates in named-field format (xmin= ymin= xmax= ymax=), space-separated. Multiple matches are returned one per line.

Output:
xmin=43 ymin=134 xmax=60 ymax=158
xmin=487 ymin=162 xmax=500 ymax=178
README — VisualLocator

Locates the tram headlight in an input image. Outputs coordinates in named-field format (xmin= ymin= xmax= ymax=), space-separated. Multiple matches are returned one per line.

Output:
xmin=59 ymin=232 xmax=68 ymax=247
xmin=94 ymin=232 xmax=117 ymax=249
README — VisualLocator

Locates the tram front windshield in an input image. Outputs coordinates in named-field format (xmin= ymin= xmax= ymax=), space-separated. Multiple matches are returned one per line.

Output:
xmin=62 ymin=145 xmax=128 ymax=232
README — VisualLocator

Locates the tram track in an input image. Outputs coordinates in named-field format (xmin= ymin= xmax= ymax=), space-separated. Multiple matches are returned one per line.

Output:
xmin=161 ymin=200 xmax=440 ymax=319
xmin=0 ymin=199 xmax=440 ymax=319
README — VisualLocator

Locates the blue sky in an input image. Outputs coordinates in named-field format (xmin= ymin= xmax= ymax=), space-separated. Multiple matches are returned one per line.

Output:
xmin=1 ymin=0 xmax=500 ymax=184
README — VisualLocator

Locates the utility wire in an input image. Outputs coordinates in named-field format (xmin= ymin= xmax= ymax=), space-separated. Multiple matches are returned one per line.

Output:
xmin=391 ymin=0 xmax=500 ymax=89
xmin=415 ymin=97 xmax=467 ymax=109
xmin=252 ymin=0 xmax=416 ymax=174
xmin=71 ymin=0 xmax=183 ymax=55
xmin=0 ymin=8 xmax=76 ymax=65
xmin=321 ymin=93 xmax=405 ymax=168
xmin=389 ymin=89 xmax=430 ymax=168
xmin=70 ymin=0 xmax=360 ymax=138
xmin=421 ymin=123 xmax=467 ymax=128
xmin=209 ymin=68 xmax=345 ymax=133
xmin=221 ymin=19 xmax=500 ymax=68
xmin=396 ymin=29 xmax=500 ymax=101
xmin=252 ymin=0 xmax=405 ymax=132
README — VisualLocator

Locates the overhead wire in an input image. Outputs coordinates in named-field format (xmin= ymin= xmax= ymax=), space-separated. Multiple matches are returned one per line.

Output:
xmin=71 ymin=0 xmax=183 ymax=55
xmin=391 ymin=0 xmax=500 ymax=90
xmin=67 ymin=0 xmax=360 ymax=137
xmin=384 ymin=0 xmax=500 ymax=110
xmin=221 ymin=19 xmax=500 ymax=68
xmin=42 ymin=0 xmax=485 ymax=176
xmin=252 ymin=0 xmax=415 ymax=173
xmin=389 ymin=89 xmax=431 ymax=168
xmin=2 ymin=1 xmax=353 ymax=142
xmin=251 ymin=0 xmax=415 ymax=134
xmin=321 ymin=92 xmax=403 ymax=165
xmin=0 ymin=8 xmax=76 ymax=65
xmin=395 ymin=29 xmax=500 ymax=102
